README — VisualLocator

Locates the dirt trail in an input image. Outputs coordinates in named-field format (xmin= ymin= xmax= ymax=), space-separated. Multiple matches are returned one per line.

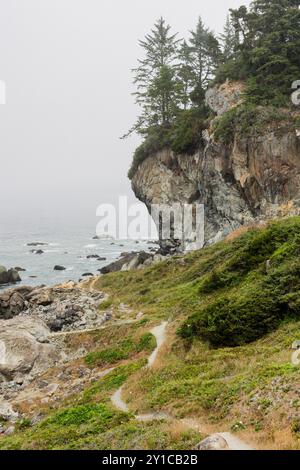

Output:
xmin=85 ymin=281 xmax=254 ymax=450
xmin=147 ymin=322 xmax=168 ymax=368
xmin=111 ymin=322 xmax=169 ymax=418
xmin=110 ymin=321 xmax=255 ymax=451
xmin=218 ymin=432 xmax=253 ymax=451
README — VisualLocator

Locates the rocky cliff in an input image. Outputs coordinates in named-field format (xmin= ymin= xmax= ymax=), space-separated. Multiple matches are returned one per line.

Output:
xmin=132 ymin=82 xmax=300 ymax=249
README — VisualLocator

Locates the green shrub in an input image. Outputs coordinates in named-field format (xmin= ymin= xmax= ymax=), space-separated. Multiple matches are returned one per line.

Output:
xmin=85 ymin=333 xmax=156 ymax=366
xmin=213 ymin=105 xmax=289 ymax=145
xmin=128 ymin=108 xmax=209 ymax=179
xmin=179 ymin=218 xmax=300 ymax=347
xmin=170 ymin=108 xmax=208 ymax=154
xmin=128 ymin=126 xmax=171 ymax=179
xmin=42 ymin=404 xmax=112 ymax=427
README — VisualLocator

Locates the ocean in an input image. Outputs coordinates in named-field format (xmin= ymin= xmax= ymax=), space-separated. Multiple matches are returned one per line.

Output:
xmin=0 ymin=216 xmax=157 ymax=289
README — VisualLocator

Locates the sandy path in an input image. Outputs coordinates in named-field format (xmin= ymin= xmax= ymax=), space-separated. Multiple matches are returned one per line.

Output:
xmin=147 ymin=322 xmax=168 ymax=368
xmin=110 ymin=321 xmax=254 ymax=450
xmin=111 ymin=322 xmax=169 ymax=419
xmin=218 ymin=432 xmax=253 ymax=451
xmin=86 ymin=282 xmax=254 ymax=451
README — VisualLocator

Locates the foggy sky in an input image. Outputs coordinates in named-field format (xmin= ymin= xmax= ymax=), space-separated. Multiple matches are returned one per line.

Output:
xmin=0 ymin=0 xmax=251 ymax=226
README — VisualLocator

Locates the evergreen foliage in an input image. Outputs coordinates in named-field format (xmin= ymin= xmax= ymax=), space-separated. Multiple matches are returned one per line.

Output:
xmin=126 ymin=0 xmax=300 ymax=179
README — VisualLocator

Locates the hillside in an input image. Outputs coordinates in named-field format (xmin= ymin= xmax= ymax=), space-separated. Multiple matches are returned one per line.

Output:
xmin=1 ymin=217 xmax=300 ymax=450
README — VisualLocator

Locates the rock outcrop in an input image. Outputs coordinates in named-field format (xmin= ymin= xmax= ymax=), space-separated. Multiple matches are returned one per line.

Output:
xmin=100 ymin=251 xmax=167 ymax=274
xmin=131 ymin=82 xmax=300 ymax=250
xmin=205 ymin=80 xmax=244 ymax=116
xmin=0 ymin=267 xmax=21 ymax=286
xmin=0 ymin=317 xmax=60 ymax=383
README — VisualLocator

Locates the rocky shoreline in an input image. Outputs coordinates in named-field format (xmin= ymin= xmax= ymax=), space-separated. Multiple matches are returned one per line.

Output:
xmin=0 ymin=247 xmax=171 ymax=434
xmin=0 ymin=278 xmax=111 ymax=431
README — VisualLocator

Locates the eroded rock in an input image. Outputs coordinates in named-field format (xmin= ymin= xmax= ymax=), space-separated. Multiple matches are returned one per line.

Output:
xmin=0 ymin=266 xmax=21 ymax=286
xmin=0 ymin=317 xmax=61 ymax=382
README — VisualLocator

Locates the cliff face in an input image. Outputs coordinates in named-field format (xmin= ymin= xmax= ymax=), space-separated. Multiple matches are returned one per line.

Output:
xmin=132 ymin=83 xmax=300 ymax=248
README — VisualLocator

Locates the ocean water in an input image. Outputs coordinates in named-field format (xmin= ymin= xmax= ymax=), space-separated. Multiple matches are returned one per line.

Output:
xmin=0 ymin=217 xmax=157 ymax=289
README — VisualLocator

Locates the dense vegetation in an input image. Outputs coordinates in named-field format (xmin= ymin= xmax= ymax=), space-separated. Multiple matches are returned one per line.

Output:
xmin=97 ymin=217 xmax=300 ymax=348
xmin=126 ymin=0 xmax=300 ymax=179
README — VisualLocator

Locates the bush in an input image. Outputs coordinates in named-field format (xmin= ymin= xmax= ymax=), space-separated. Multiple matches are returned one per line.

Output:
xmin=85 ymin=333 xmax=156 ymax=366
xmin=170 ymin=108 xmax=208 ymax=154
xmin=179 ymin=218 xmax=300 ymax=347
xmin=213 ymin=105 xmax=289 ymax=145
xmin=128 ymin=108 xmax=209 ymax=179
xmin=128 ymin=126 xmax=171 ymax=180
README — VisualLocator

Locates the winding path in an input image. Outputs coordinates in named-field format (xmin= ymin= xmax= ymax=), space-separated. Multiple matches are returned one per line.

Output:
xmin=110 ymin=320 xmax=254 ymax=451
xmin=81 ymin=280 xmax=254 ymax=450
xmin=111 ymin=322 xmax=168 ymax=416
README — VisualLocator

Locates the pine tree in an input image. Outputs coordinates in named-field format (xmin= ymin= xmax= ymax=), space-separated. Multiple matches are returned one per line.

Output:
xmin=189 ymin=17 xmax=221 ymax=93
xmin=177 ymin=40 xmax=194 ymax=109
xmin=220 ymin=14 xmax=239 ymax=61
xmin=230 ymin=0 xmax=300 ymax=105
xmin=129 ymin=17 xmax=181 ymax=135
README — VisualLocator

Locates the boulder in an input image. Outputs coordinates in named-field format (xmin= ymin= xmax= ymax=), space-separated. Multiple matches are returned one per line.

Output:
xmin=0 ymin=402 xmax=19 ymax=422
xmin=54 ymin=265 xmax=66 ymax=271
xmin=195 ymin=434 xmax=229 ymax=451
xmin=0 ymin=266 xmax=21 ymax=286
xmin=100 ymin=251 xmax=153 ymax=274
xmin=0 ymin=317 xmax=61 ymax=381
xmin=0 ymin=291 xmax=25 ymax=319
xmin=30 ymin=249 xmax=44 ymax=255
xmin=45 ymin=307 xmax=81 ymax=332
xmin=27 ymin=289 xmax=53 ymax=306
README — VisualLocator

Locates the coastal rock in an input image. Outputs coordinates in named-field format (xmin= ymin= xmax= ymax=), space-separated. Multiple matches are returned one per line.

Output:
xmin=0 ymin=267 xmax=21 ymax=286
xmin=30 ymin=249 xmax=44 ymax=255
xmin=87 ymin=255 xmax=107 ymax=261
xmin=100 ymin=251 xmax=153 ymax=274
xmin=27 ymin=242 xmax=48 ymax=247
xmin=27 ymin=289 xmax=53 ymax=307
xmin=0 ymin=291 xmax=25 ymax=319
xmin=132 ymin=84 xmax=300 ymax=250
xmin=54 ymin=265 xmax=66 ymax=271
xmin=0 ymin=317 xmax=60 ymax=382
xmin=46 ymin=307 xmax=82 ymax=332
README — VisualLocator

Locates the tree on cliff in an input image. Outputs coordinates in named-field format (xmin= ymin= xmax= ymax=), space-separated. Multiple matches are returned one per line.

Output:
xmin=220 ymin=14 xmax=239 ymax=62
xmin=128 ymin=17 xmax=181 ymax=136
xmin=177 ymin=40 xmax=194 ymax=110
xmin=188 ymin=17 xmax=220 ymax=105
xmin=229 ymin=0 xmax=300 ymax=105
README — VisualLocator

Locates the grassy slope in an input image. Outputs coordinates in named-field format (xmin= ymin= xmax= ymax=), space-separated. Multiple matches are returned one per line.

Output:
xmin=2 ymin=217 xmax=300 ymax=449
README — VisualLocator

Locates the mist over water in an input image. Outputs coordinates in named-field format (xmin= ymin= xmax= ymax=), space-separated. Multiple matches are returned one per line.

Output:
xmin=0 ymin=214 xmax=156 ymax=288
xmin=0 ymin=0 xmax=250 ymax=288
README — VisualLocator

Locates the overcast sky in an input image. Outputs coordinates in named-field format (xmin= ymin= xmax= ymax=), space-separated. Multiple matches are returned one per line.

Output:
xmin=0 ymin=0 xmax=250 ymax=226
